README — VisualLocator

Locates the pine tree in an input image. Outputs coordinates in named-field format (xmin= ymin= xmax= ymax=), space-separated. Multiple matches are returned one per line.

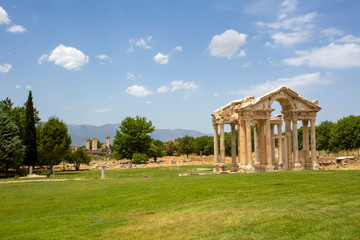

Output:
xmin=24 ymin=91 xmax=38 ymax=167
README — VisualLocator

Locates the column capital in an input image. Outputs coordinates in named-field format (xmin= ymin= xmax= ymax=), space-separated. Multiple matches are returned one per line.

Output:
xmin=310 ymin=118 xmax=316 ymax=125
xmin=213 ymin=123 xmax=218 ymax=129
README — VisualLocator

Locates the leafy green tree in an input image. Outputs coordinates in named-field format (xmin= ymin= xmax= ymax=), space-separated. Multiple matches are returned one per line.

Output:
xmin=148 ymin=140 xmax=164 ymax=162
xmin=0 ymin=111 xmax=25 ymax=176
xmin=23 ymin=91 xmax=38 ymax=168
xmin=67 ymin=148 xmax=91 ymax=170
xmin=329 ymin=115 xmax=360 ymax=152
xmin=132 ymin=153 xmax=149 ymax=164
xmin=176 ymin=135 xmax=195 ymax=158
xmin=163 ymin=140 xmax=180 ymax=156
xmin=38 ymin=117 xmax=72 ymax=174
xmin=113 ymin=116 xmax=155 ymax=159
xmin=316 ymin=120 xmax=334 ymax=151
xmin=195 ymin=136 xmax=213 ymax=156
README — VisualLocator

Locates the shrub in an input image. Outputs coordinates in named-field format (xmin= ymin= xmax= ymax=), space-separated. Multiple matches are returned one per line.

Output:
xmin=132 ymin=153 xmax=149 ymax=164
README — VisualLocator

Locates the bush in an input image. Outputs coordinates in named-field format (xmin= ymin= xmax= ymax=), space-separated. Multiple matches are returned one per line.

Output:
xmin=17 ymin=167 xmax=28 ymax=177
xmin=132 ymin=153 xmax=149 ymax=164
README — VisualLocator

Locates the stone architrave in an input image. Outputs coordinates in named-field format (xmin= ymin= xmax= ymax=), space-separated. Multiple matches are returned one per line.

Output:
xmin=211 ymin=86 xmax=321 ymax=174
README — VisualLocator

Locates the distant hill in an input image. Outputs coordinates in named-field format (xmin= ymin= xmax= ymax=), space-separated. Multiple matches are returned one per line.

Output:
xmin=67 ymin=124 xmax=210 ymax=146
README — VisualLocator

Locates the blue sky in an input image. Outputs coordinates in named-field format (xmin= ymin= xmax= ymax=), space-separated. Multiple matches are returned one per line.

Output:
xmin=1 ymin=0 xmax=359 ymax=134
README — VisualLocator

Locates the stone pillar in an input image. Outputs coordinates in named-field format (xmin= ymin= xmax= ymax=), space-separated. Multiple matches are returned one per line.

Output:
xmin=106 ymin=135 xmax=110 ymax=148
xmin=259 ymin=120 xmax=267 ymax=171
xmin=230 ymin=124 xmax=238 ymax=172
xmin=101 ymin=165 xmax=106 ymax=179
xmin=213 ymin=124 xmax=219 ymax=172
xmin=29 ymin=166 xmax=33 ymax=175
xmin=265 ymin=119 xmax=274 ymax=171
xmin=253 ymin=122 xmax=260 ymax=170
xmin=92 ymin=137 xmax=98 ymax=150
xmin=285 ymin=119 xmax=292 ymax=166
xmin=277 ymin=123 xmax=283 ymax=169
xmin=219 ymin=123 xmax=227 ymax=172
xmin=245 ymin=120 xmax=255 ymax=172
xmin=239 ymin=120 xmax=247 ymax=170
xmin=292 ymin=120 xmax=302 ymax=170
xmin=271 ymin=124 xmax=277 ymax=169
xmin=311 ymin=119 xmax=320 ymax=170
xmin=282 ymin=136 xmax=288 ymax=169
xmin=302 ymin=120 xmax=311 ymax=169
xmin=86 ymin=138 xmax=90 ymax=150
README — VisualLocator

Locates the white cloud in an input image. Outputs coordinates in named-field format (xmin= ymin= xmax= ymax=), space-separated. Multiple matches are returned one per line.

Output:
xmin=0 ymin=63 xmax=11 ymax=73
xmin=92 ymin=108 xmax=113 ymax=113
xmin=173 ymin=46 xmax=183 ymax=52
xmin=238 ymin=49 xmax=246 ymax=57
xmin=26 ymin=85 xmax=32 ymax=90
xmin=7 ymin=24 xmax=26 ymax=33
xmin=127 ymin=36 xmax=152 ymax=52
xmin=270 ymin=31 xmax=310 ymax=46
xmin=0 ymin=6 xmax=10 ymax=25
xmin=213 ymin=93 xmax=219 ymax=97
xmin=279 ymin=0 xmax=297 ymax=14
xmin=39 ymin=44 xmax=89 ymax=70
xmin=283 ymin=43 xmax=360 ymax=68
xmin=154 ymin=52 xmax=169 ymax=64
xmin=258 ymin=12 xmax=317 ymax=31
xmin=15 ymin=85 xmax=21 ymax=89
xmin=157 ymin=85 xmax=170 ymax=93
xmin=125 ymin=85 xmax=153 ymax=97
xmin=231 ymin=72 xmax=330 ymax=96
xmin=126 ymin=72 xmax=135 ymax=80
xmin=208 ymin=29 xmax=247 ymax=58
xmin=336 ymin=35 xmax=360 ymax=43
xmin=145 ymin=101 xmax=152 ymax=104
xmin=170 ymin=80 xmax=198 ymax=92
xmin=321 ymin=28 xmax=343 ymax=37
xmin=96 ymin=54 xmax=110 ymax=60
xmin=242 ymin=62 xmax=251 ymax=68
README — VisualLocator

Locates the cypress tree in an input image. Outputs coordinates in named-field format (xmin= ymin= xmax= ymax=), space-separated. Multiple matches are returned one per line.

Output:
xmin=24 ymin=91 xmax=38 ymax=167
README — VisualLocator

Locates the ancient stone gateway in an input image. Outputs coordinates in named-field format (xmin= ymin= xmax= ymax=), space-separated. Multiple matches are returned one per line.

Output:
xmin=211 ymin=86 xmax=321 ymax=173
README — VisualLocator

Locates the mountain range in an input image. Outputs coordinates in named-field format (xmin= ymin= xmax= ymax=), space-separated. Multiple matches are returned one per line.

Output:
xmin=67 ymin=124 xmax=210 ymax=146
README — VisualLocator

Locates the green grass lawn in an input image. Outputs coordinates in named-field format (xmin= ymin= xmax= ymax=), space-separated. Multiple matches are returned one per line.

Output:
xmin=0 ymin=166 xmax=360 ymax=240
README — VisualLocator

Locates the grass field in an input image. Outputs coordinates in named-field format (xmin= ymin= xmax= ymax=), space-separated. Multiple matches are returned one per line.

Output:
xmin=0 ymin=166 xmax=360 ymax=239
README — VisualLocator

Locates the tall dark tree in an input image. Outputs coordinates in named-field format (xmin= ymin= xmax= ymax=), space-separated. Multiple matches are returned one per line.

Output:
xmin=24 ymin=91 xmax=38 ymax=168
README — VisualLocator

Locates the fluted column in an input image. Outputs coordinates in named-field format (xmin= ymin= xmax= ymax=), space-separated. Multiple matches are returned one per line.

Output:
xmin=245 ymin=120 xmax=254 ymax=172
xmin=230 ymin=124 xmax=238 ymax=172
xmin=292 ymin=119 xmax=302 ymax=170
xmin=277 ymin=123 xmax=283 ymax=169
xmin=213 ymin=124 xmax=219 ymax=172
xmin=239 ymin=120 xmax=247 ymax=170
xmin=220 ymin=123 xmax=226 ymax=172
xmin=265 ymin=119 xmax=274 ymax=171
xmin=254 ymin=122 xmax=260 ymax=170
xmin=285 ymin=119 xmax=292 ymax=167
xmin=311 ymin=119 xmax=320 ymax=170
xmin=302 ymin=120 xmax=311 ymax=169
xmin=259 ymin=120 xmax=266 ymax=171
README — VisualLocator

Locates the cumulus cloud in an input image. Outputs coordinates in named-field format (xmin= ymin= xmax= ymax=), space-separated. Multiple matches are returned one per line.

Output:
xmin=231 ymin=72 xmax=330 ymax=97
xmin=126 ymin=72 xmax=135 ymax=80
xmin=7 ymin=24 xmax=26 ymax=33
xmin=96 ymin=54 xmax=110 ymax=60
xmin=336 ymin=35 xmax=360 ymax=43
xmin=157 ymin=85 xmax=170 ymax=93
xmin=208 ymin=29 xmax=247 ymax=58
xmin=38 ymin=44 xmax=89 ymax=70
xmin=0 ymin=6 xmax=10 ymax=25
xmin=154 ymin=52 xmax=169 ymax=64
xmin=173 ymin=46 xmax=183 ymax=52
xmin=283 ymin=43 xmax=360 ymax=68
xmin=0 ymin=63 xmax=12 ymax=73
xmin=279 ymin=0 xmax=297 ymax=14
xmin=127 ymin=36 xmax=152 ymax=52
xmin=125 ymin=85 xmax=153 ymax=97
xmin=92 ymin=108 xmax=113 ymax=113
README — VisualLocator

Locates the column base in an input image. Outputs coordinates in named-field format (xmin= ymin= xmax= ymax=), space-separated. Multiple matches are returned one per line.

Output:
xmin=293 ymin=163 xmax=303 ymax=171
xmin=312 ymin=162 xmax=320 ymax=170
xmin=219 ymin=163 xmax=227 ymax=172
xmin=230 ymin=163 xmax=238 ymax=172
xmin=237 ymin=164 xmax=246 ymax=171
xmin=265 ymin=165 xmax=275 ymax=172
xmin=213 ymin=163 xmax=219 ymax=173
xmin=245 ymin=164 xmax=255 ymax=173
xmin=278 ymin=163 xmax=283 ymax=170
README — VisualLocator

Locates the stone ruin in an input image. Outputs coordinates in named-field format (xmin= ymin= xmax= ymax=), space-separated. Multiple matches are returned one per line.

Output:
xmin=85 ymin=135 xmax=111 ymax=154
xmin=211 ymin=86 xmax=321 ymax=173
